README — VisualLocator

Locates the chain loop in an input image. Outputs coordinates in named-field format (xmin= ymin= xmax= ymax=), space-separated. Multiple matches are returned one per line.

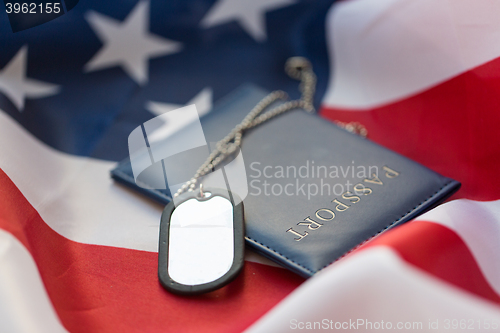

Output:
xmin=173 ymin=57 xmax=364 ymax=198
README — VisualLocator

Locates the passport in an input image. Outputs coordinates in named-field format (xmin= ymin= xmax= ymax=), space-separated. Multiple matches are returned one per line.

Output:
xmin=111 ymin=84 xmax=460 ymax=277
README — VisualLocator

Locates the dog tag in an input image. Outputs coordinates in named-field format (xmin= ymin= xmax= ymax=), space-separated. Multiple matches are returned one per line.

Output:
xmin=158 ymin=188 xmax=244 ymax=295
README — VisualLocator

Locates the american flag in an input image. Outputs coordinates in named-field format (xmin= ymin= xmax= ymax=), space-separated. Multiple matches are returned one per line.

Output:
xmin=1 ymin=0 xmax=499 ymax=332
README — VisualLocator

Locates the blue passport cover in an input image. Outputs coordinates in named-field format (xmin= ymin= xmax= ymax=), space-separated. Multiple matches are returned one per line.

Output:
xmin=112 ymin=84 xmax=460 ymax=277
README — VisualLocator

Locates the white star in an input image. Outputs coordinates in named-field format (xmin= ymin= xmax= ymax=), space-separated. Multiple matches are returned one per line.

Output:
xmin=200 ymin=0 xmax=295 ymax=42
xmin=84 ymin=0 xmax=182 ymax=85
xmin=145 ymin=87 xmax=213 ymax=143
xmin=0 ymin=46 xmax=60 ymax=112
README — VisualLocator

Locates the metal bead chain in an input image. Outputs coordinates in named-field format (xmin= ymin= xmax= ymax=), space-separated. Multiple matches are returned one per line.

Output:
xmin=173 ymin=57 xmax=367 ymax=198
xmin=333 ymin=121 xmax=368 ymax=138
xmin=174 ymin=57 xmax=317 ymax=198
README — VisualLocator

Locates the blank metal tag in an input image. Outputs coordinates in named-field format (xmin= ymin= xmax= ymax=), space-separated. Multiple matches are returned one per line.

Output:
xmin=158 ymin=188 xmax=244 ymax=295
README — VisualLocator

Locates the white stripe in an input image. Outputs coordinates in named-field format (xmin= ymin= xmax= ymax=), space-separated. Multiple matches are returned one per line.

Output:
xmin=323 ymin=0 xmax=500 ymax=109
xmin=0 ymin=230 xmax=68 ymax=333
xmin=0 ymin=110 xmax=163 ymax=252
xmin=0 ymin=110 xmax=277 ymax=266
xmin=245 ymin=247 xmax=500 ymax=332
xmin=415 ymin=199 xmax=500 ymax=295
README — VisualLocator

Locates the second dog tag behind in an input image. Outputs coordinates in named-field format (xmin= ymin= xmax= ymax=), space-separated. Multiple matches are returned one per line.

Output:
xmin=158 ymin=188 xmax=244 ymax=295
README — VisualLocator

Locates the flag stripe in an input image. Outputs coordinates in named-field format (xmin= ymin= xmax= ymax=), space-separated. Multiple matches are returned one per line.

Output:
xmin=323 ymin=0 xmax=500 ymax=109
xmin=321 ymin=56 xmax=500 ymax=202
xmin=245 ymin=247 xmax=500 ymax=333
xmin=363 ymin=221 xmax=500 ymax=305
xmin=0 ymin=109 xmax=163 ymax=252
xmin=416 ymin=200 xmax=500 ymax=294
xmin=0 ymin=230 xmax=67 ymax=333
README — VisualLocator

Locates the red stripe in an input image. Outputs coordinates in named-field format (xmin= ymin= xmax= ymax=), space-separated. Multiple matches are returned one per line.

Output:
xmin=321 ymin=57 xmax=500 ymax=201
xmin=360 ymin=221 xmax=500 ymax=306
xmin=0 ymin=169 xmax=304 ymax=333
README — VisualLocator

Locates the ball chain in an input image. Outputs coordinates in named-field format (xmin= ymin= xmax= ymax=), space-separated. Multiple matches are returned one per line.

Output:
xmin=173 ymin=57 xmax=365 ymax=198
